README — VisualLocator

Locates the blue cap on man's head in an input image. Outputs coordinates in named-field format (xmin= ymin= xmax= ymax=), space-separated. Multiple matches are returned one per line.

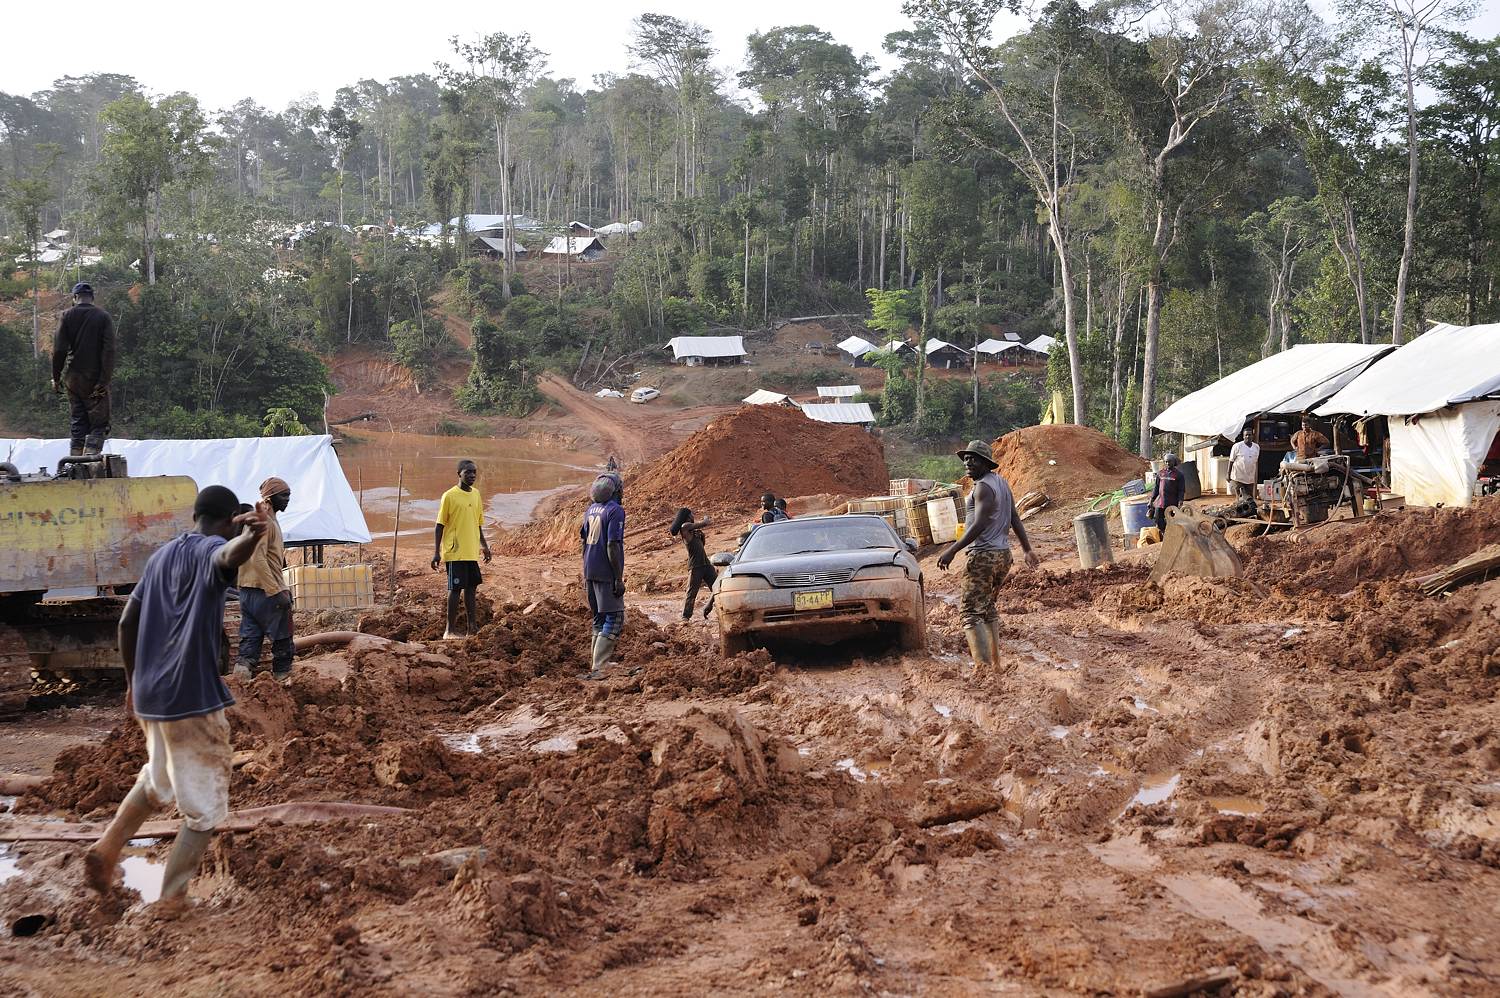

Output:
xmin=71 ymin=282 xmax=94 ymax=296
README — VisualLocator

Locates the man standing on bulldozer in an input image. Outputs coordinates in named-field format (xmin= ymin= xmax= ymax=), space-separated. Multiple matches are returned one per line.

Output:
xmin=50 ymin=282 xmax=115 ymax=457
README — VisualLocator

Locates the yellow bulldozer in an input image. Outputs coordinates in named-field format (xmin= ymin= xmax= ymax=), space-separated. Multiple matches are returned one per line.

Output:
xmin=0 ymin=454 xmax=196 ymax=719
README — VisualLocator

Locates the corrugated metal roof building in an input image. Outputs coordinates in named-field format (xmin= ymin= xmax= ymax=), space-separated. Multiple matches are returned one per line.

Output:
xmin=802 ymin=402 xmax=876 ymax=427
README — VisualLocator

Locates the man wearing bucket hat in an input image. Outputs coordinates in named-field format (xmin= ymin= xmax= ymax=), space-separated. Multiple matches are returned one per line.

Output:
xmin=50 ymin=282 xmax=116 ymax=456
xmin=236 ymin=476 xmax=295 ymax=683
xmin=937 ymin=440 xmax=1039 ymax=674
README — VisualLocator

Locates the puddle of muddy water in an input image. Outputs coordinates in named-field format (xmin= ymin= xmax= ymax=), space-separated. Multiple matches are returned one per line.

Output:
xmin=1208 ymin=796 xmax=1265 ymax=817
xmin=121 ymin=854 xmax=164 ymax=903
xmin=1126 ymin=772 xmax=1181 ymax=811
xmin=337 ymin=428 xmax=598 ymax=535
xmin=0 ymin=845 xmax=21 ymax=884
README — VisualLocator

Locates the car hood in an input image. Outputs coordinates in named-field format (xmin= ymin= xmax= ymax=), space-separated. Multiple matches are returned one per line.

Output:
xmin=729 ymin=548 xmax=909 ymax=579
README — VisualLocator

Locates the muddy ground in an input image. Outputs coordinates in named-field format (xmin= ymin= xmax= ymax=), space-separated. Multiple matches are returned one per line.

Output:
xmin=1 ymin=480 xmax=1498 ymax=994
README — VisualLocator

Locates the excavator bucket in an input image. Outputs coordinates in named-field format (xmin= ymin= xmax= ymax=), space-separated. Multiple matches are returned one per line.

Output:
xmin=1149 ymin=503 xmax=1244 ymax=583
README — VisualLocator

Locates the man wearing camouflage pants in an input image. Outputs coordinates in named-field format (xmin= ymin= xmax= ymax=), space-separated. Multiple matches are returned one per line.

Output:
xmin=937 ymin=440 xmax=1040 ymax=674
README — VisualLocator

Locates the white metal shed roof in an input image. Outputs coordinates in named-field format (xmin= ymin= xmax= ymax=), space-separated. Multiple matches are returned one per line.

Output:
xmin=474 ymin=235 xmax=526 ymax=254
xmin=802 ymin=402 xmax=876 ymax=425
xmin=925 ymin=338 xmax=969 ymax=356
xmin=1153 ymin=343 xmax=1394 ymax=439
xmin=667 ymin=336 xmax=747 ymax=360
xmin=817 ymin=385 xmax=862 ymax=398
xmin=1315 ymin=323 xmax=1500 ymax=417
xmin=1023 ymin=335 xmax=1057 ymax=354
xmin=541 ymin=235 xmax=605 ymax=256
xmin=974 ymin=339 xmax=1022 ymax=354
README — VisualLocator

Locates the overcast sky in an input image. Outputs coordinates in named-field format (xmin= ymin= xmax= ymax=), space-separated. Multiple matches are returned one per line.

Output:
xmin=5 ymin=0 xmax=932 ymax=112
xmin=7 ymin=0 xmax=1497 ymax=113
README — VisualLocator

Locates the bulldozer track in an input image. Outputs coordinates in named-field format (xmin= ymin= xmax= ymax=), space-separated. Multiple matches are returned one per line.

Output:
xmin=0 ymin=625 xmax=34 ymax=721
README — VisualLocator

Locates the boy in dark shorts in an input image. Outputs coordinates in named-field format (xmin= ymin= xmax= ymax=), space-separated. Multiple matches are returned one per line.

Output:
xmin=431 ymin=459 xmax=492 ymax=639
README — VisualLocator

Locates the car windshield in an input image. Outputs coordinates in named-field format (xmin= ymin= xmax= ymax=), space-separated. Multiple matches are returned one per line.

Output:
xmin=740 ymin=517 xmax=898 ymax=560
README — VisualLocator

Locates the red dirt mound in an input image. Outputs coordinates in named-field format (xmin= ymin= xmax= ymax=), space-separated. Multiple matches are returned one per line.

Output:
xmin=502 ymin=405 xmax=888 ymax=553
xmin=990 ymin=425 xmax=1147 ymax=499
xmin=1240 ymin=498 xmax=1500 ymax=596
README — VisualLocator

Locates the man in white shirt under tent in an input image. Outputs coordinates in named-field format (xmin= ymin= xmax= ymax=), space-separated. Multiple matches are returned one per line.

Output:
xmin=1228 ymin=428 xmax=1261 ymax=501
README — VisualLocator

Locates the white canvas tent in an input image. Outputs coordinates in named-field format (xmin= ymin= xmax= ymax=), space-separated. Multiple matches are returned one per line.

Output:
xmin=816 ymin=385 xmax=861 ymax=399
xmin=743 ymin=389 xmax=796 ymax=406
xmin=0 ymin=435 xmax=371 ymax=544
xmin=667 ymin=336 xmax=746 ymax=364
xmin=1153 ymin=343 xmax=1393 ymax=441
xmin=802 ymin=403 xmax=876 ymax=426
xmin=1317 ymin=322 xmax=1500 ymax=507
xmin=837 ymin=336 xmax=877 ymax=359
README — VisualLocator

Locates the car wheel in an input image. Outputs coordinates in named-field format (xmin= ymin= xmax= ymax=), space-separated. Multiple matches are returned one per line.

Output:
xmin=899 ymin=592 xmax=928 ymax=652
xmin=719 ymin=631 xmax=752 ymax=658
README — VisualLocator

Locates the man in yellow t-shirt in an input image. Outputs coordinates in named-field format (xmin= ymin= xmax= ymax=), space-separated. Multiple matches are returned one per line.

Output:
xmin=431 ymin=459 xmax=491 ymax=639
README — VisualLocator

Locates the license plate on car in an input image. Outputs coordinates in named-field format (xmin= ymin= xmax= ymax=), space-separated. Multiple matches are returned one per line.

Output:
xmin=793 ymin=589 xmax=834 ymax=611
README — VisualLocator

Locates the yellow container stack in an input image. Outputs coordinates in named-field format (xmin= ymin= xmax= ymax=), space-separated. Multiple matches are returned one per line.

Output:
xmin=283 ymin=564 xmax=375 ymax=610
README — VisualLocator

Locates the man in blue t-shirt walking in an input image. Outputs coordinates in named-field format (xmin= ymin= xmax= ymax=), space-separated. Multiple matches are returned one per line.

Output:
xmin=85 ymin=485 xmax=267 ymax=911
xmin=580 ymin=475 xmax=625 ymax=680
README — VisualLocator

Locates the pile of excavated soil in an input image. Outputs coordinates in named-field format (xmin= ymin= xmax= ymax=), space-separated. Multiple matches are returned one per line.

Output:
xmin=502 ymin=405 xmax=888 ymax=554
xmin=1239 ymin=498 xmax=1500 ymax=595
xmin=991 ymin=425 xmax=1147 ymax=499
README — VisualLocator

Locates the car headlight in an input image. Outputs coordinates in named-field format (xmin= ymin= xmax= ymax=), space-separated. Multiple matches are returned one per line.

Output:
xmin=854 ymin=566 xmax=909 ymax=581
xmin=719 ymin=574 xmax=771 ymax=592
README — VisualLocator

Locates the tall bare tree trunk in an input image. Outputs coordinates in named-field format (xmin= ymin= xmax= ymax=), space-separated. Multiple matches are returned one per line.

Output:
xmin=1391 ymin=20 xmax=1421 ymax=346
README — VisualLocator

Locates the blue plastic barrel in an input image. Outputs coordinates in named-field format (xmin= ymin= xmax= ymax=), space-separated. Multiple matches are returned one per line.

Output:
xmin=1120 ymin=494 xmax=1154 ymax=536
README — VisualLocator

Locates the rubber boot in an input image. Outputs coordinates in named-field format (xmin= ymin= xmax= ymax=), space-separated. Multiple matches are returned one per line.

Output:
xmin=986 ymin=620 xmax=1013 ymax=674
xmin=158 ymin=825 xmax=213 ymax=901
xmin=589 ymin=633 xmax=618 ymax=680
xmin=69 ymin=444 xmax=84 ymax=458
xmin=963 ymin=626 xmax=996 ymax=673
xmin=84 ymin=783 xmax=154 ymax=893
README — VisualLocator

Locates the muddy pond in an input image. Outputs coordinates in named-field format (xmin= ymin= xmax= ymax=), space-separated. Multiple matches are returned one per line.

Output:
xmin=335 ymin=428 xmax=598 ymax=538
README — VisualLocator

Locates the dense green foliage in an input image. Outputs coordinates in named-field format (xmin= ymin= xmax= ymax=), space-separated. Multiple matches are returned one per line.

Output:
xmin=0 ymin=5 xmax=1496 ymax=453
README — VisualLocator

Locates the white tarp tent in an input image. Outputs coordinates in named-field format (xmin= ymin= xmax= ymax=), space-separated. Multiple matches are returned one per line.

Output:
xmin=802 ymin=403 xmax=876 ymax=426
xmin=1317 ymin=322 xmax=1500 ymax=507
xmin=743 ymin=389 xmax=795 ymax=406
xmin=1153 ymin=343 xmax=1393 ymax=441
xmin=974 ymin=338 xmax=1021 ymax=356
xmin=837 ymin=336 xmax=876 ymax=358
xmin=1023 ymin=335 xmax=1057 ymax=354
xmin=0 ymin=435 xmax=371 ymax=544
xmin=667 ymin=336 xmax=746 ymax=362
xmin=817 ymin=385 xmax=861 ymax=398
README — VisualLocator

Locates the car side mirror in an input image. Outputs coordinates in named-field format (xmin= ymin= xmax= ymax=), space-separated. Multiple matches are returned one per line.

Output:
xmin=904 ymin=538 xmax=919 ymax=552
xmin=710 ymin=552 xmax=734 ymax=567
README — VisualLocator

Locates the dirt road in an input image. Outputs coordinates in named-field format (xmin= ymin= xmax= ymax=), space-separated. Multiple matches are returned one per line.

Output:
xmin=536 ymin=372 xmax=731 ymax=467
